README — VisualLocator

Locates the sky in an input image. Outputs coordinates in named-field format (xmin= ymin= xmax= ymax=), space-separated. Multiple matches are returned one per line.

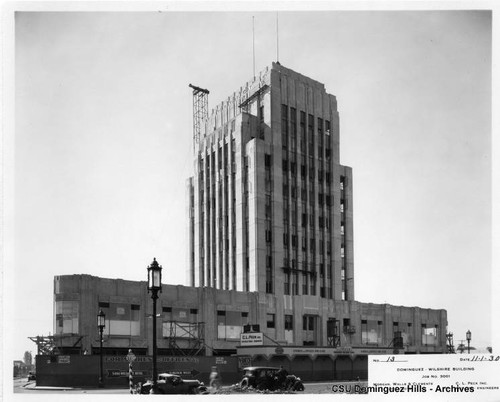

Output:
xmin=2 ymin=3 xmax=497 ymax=367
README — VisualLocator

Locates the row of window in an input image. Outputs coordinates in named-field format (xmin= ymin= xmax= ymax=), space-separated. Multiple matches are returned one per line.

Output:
xmin=196 ymin=139 xmax=238 ymax=289
xmin=57 ymin=300 xmax=439 ymax=348
xmin=281 ymin=105 xmax=332 ymax=149
xmin=282 ymin=160 xmax=334 ymax=181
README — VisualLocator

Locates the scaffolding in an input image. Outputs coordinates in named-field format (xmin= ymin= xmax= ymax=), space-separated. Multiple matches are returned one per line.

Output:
xmin=188 ymin=84 xmax=209 ymax=151
xmin=164 ymin=321 xmax=207 ymax=356
xmin=446 ymin=332 xmax=456 ymax=353
xmin=387 ymin=331 xmax=404 ymax=353
xmin=29 ymin=334 xmax=84 ymax=355
xmin=327 ymin=319 xmax=341 ymax=347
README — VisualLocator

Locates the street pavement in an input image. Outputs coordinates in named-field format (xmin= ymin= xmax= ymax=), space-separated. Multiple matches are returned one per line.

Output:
xmin=14 ymin=377 xmax=367 ymax=395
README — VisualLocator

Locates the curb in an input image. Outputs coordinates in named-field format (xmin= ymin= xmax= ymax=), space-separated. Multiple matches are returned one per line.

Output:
xmin=23 ymin=383 xmax=78 ymax=391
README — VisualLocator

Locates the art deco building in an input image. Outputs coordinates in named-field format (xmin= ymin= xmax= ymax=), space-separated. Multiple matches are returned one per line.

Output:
xmin=187 ymin=62 xmax=354 ymax=305
xmin=48 ymin=64 xmax=447 ymax=382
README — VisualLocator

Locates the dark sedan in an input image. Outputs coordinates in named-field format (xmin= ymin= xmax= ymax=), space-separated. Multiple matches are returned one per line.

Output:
xmin=240 ymin=366 xmax=280 ymax=389
xmin=139 ymin=373 xmax=208 ymax=394
xmin=240 ymin=366 xmax=304 ymax=391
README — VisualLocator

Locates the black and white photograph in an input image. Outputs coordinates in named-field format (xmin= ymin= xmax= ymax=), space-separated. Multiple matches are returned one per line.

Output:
xmin=2 ymin=1 xmax=499 ymax=400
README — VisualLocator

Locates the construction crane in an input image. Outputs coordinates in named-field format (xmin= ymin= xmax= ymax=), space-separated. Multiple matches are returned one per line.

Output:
xmin=189 ymin=84 xmax=209 ymax=151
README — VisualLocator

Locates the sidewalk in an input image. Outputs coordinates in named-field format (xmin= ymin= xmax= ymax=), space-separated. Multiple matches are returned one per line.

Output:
xmin=22 ymin=381 xmax=133 ymax=393
xmin=24 ymin=382 xmax=79 ymax=391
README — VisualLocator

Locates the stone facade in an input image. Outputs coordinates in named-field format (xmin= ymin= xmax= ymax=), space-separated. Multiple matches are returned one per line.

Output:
xmin=188 ymin=63 xmax=354 ymax=303
xmin=54 ymin=274 xmax=447 ymax=356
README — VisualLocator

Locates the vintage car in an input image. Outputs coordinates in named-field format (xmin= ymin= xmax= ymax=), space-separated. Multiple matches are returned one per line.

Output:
xmin=239 ymin=366 xmax=304 ymax=391
xmin=27 ymin=371 xmax=36 ymax=381
xmin=139 ymin=373 xmax=208 ymax=394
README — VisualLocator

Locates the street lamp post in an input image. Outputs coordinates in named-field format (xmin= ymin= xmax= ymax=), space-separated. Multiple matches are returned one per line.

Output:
xmin=97 ymin=309 xmax=106 ymax=387
xmin=466 ymin=330 xmax=472 ymax=354
xmin=147 ymin=258 xmax=162 ymax=394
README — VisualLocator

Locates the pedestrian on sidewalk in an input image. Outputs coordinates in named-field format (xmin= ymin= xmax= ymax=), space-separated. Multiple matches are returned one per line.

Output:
xmin=209 ymin=366 xmax=221 ymax=391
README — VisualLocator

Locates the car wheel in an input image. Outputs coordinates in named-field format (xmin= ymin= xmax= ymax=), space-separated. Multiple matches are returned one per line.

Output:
xmin=294 ymin=383 xmax=304 ymax=392
xmin=256 ymin=381 xmax=268 ymax=391
xmin=240 ymin=379 xmax=249 ymax=389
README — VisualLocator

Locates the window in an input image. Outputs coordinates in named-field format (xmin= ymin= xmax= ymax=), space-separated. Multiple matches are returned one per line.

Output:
xmin=285 ymin=315 xmax=293 ymax=330
xmin=217 ymin=310 xmax=245 ymax=339
xmin=302 ymin=273 xmax=308 ymax=294
xmin=361 ymin=319 xmax=383 ymax=345
xmin=292 ymin=272 xmax=298 ymax=295
xmin=282 ymin=105 xmax=288 ymax=149
xmin=282 ymin=104 xmax=288 ymax=119
xmin=266 ymin=256 xmax=273 ymax=293
xmin=265 ymin=153 xmax=271 ymax=167
xmin=265 ymin=195 xmax=272 ymax=217
xmin=266 ymin=229 xmax=272 ymax=243
xmin=97 ymin=302 xmax=141 ymax=337
xmin=310 ymin=279 xmax=316 ymax=296
xmin=190 ymin=309 xmax=198 ymax=315
xmin=267 ymin=314 xmax=276 ymax=328
xmin=283 ymin=184 xmax=289 ymax=199
xmin=55 ymin=301 xmax=79 ymax=335
xmin=422 ymin=324 xmax=438 ymax=345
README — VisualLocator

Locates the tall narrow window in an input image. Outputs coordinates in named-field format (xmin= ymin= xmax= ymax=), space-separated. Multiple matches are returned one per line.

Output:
xmin=266 ymin=253 xmax=273 ymax=294
xmin=267 ymin=313 xmax=276 ymax=328
xmin=265 ymin=153 xmax=271 ymax=167
xmin=281 ymin=105 xmax=288 ymax=150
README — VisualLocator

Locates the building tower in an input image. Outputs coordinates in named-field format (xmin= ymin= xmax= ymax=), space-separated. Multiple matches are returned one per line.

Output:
xmin=187 ymin=62 xmax=354 ymax=302
xmin=49 ymin=63 xmax=447 ymax=363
